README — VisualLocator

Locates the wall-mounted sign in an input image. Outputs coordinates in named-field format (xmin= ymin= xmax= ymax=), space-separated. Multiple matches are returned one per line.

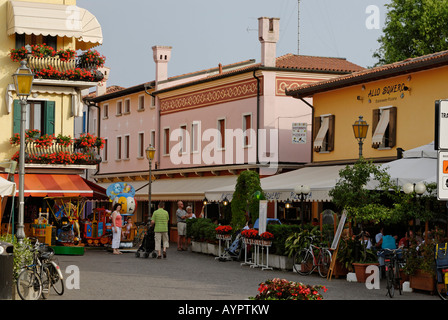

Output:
xmin=292 ymin=122 xmax=307 ymax=144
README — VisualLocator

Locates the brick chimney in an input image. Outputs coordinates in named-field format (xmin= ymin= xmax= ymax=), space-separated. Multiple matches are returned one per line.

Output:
xmin=258 ymin=17 xmax=280 ymax=68
xmin=152 ymin=46 xmax=172 ymax=86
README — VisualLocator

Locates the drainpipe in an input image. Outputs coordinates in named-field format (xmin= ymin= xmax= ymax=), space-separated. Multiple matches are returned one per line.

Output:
xmin=299 ymin=98 xmax=314 ymax=164
xmin=253 ymin=70 xmax=261 ymax=165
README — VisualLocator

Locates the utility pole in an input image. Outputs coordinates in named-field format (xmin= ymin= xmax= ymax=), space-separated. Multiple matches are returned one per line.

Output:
xmin=297 ymin=0 xmax=300 ymax=55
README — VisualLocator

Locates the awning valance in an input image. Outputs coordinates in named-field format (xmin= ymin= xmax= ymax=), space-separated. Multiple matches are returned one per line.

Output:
xmin=206 ymin=165 xmax=347 ymax=203
xmin=0 ymin=174 xmax=105 ymax=198
xmin=99 ymin=175 xmax=239 ymax=202
xmin=7 ymin=1 xmax=103 ymax=49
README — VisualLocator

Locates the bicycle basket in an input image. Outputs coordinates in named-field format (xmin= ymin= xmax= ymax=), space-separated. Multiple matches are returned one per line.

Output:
xmin=436 ymin=243 xmax=448 ymax=268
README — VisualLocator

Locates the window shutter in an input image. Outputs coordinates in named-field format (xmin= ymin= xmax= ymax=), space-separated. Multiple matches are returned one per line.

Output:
xmin=372 ymin=109 xmax=380 ymax=136
xmin=388 ymin=107 xmax=397 ymax=148
xmin=327 ymin=115 xmax=335 ymax=151
xmin=313 ymin=117 xmax=321 ymax=142
xmin=13 ymin=100 xmax=21 ymax=135
xmin=43 ymin=101 xmax=55 ymax=135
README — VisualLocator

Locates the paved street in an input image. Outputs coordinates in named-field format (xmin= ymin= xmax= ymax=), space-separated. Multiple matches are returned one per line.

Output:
xmin=48 ymin=244 xmax=440 ymax=301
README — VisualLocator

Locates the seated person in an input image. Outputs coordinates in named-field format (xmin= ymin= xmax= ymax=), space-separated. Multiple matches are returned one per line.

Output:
xmin=122 ymin=217 xmax=134 ymax=240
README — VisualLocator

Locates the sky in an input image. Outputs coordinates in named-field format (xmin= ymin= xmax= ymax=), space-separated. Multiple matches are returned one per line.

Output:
xmin=77 ymin=0 xmax=390 ymax=89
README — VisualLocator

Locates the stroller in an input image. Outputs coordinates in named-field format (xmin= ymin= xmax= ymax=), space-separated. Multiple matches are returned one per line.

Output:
xmin=218 ymin=231 xmax=243 ymax=261
xmin=135 ymin=225 xmax=157 ymax=258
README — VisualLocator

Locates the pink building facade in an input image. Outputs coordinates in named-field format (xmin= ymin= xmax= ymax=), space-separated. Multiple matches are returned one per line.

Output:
xmin=87 ymin=17 xmax=363 ymax=232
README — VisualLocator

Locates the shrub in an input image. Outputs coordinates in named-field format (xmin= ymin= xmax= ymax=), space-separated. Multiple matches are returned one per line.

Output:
xmin=250 ymin=278 xmax=327 ymax=300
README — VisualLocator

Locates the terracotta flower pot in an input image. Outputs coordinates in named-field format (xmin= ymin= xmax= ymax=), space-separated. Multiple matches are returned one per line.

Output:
xmin=353 ymin=263 xmax=379 ymax=283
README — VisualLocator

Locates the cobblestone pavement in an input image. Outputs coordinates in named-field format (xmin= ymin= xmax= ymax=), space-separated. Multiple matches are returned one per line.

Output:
xmin=47 ymin=245 xmax=440 ymax=301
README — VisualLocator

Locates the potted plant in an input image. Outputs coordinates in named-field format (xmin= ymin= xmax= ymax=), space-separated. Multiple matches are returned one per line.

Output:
xmin=78 ymin=49 xmax=106 ymax=69
xmin=55 ymin=134 xmax=72 ymax=148
xmin=250 ymin=278 xmax=327 ymax=300
xmin=404 ymin=237 xmax=436 ymax=292
xmin=56 ymin=48 xmax=76 ymax=61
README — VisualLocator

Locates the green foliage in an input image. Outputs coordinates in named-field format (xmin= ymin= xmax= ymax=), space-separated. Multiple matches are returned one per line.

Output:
xmin=284 ymin=226 xmax=323 ymax=258
xmin=329 ymin=159 xmax=401 ymax=224
xmin=337 ymin=238 xmax=377 ymax=270
xmin=230 ymin=171 xmax=264 ymax=231
xmin=0 ymin=234 xmax=33 ymax=281
xmin=187 ymin=218 xmax=217 ymax=242
xmin=266 ymin=224 xmax=301 ymax=256
xmin=374 ymin=0 xmax=448 ymax=65
xmin=403 ymin=237 xmax=436 ymax=276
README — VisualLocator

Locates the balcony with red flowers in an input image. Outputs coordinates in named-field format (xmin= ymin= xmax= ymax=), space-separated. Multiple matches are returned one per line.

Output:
xmin=10 ymin=131 xmax=104 ymax=171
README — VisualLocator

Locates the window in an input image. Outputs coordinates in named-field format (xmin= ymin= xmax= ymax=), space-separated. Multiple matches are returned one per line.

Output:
xmin=151 ymin=95 xmax=156 ymax=108
xmin=138 ymin=95 xmax=145 ymax=111
xmin=116 ymin=136 xmax=122 ymax=160
xmin=372 ymin=107 xmax=397 ymax=149
xmin=150 ymin=130 xmax=156 ymax=149
xmin=243 ymin=113 xmax=252 ymax=147
xmin=163 ymin=128 xmax=170 ymax=155
xmin=191 ymin=121 xmax=200 ymax=153
xmin=103 ymin=139 xmax=108 ymax=162
xmin=13 ymin=100 xmax=55 ymax=135
xmin=218 ymin=118 xmax=226 ymax=149
xmin=124 ymin=135 xmax=130 ymax=159
xmin=124 ymin=99 xmax=131 ymax=114
xmin=116 ymin=101 xmax=122 ymax=116
xmin=16 ymin=34 xmax=56 ymax=50
xmin=138 ymin=132 xmax=144 ymax=158
xmin=103 ymin=104 xmax=109 ymax=119
xmin=313 ymin=115 xmax=335 ymax=152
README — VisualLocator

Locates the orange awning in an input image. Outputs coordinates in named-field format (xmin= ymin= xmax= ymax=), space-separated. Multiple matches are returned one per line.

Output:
xmin=0 ymin=174 xmax=104 ymax=198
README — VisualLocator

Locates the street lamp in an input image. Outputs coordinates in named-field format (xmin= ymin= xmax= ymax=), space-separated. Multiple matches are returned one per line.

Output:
xmin=145 ymin=145 xmax=156 ymax=221
xmin=12 ymin=59 xmax=34 ymax=244
xmin=352 ymin=116 xmax=369 ymax=159
xmin=294 ymin=185 xmax=310 ymax=225
xmin=222 ymin=197 xmax=229 ymax=206
xmin=403 ymin=182 xmax=427 ymax=241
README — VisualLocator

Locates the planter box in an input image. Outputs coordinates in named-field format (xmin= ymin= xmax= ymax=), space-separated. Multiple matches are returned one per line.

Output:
xmin=410 ymin=270 xmax=435 ymax=293
xmin=268 ymin=254 xmax=293 ymax=271
xmin=353 ymin=263 xmax=379 ymax=283
xmin=191 ymin=241 xmax=201 ymax=253
xmin=332 ymin=261 xmax=349 ymax=279
xmin=207 ymin=243 xmax=220 ymax=256
xmin=200 ymin=242 xmax=208 ymax=254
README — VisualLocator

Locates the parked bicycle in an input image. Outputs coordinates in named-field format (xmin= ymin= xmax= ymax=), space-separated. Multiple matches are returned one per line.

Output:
xmin=16 ymin=238 xmax=64 ymax=300
xmin=293 ymin=236 xmax=332 ymax=278
xmin=378 ymin=248 xmax=403 ymax=298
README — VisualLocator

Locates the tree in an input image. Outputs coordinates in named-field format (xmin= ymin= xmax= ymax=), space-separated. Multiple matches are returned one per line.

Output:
xmin=373 ymin=0 xmax=448 ymax=66
xmin=230 ymin=170 xmax=264 ymax=231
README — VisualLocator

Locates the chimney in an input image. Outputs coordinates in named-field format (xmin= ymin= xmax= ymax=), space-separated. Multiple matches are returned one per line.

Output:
xmin=152 ymin=46 xmax=172 ymax=86
xmin=258 ymin=17 xmax=280 ymax=68
xmin=96 ymin=66 xmax=110 ymax=96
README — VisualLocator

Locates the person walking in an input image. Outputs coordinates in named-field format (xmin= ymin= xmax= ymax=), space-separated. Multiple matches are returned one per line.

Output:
xmin=151 ymin=202 xmax=169 ymax=259
xmin=111 ymin=203 xmax=123 ymax=255
xmin=176 ymin=201 xmax=191 ymax=251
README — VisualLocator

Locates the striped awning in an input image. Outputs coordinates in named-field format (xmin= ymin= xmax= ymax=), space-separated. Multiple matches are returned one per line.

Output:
xmin=7 ymin=1 xmax=103 ymax=49
xmin=0 ymin=174 xmax=105 ymax=198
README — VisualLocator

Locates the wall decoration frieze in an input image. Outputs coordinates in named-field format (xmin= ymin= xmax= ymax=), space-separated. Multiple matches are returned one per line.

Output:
xmin=276 ymin=77 xmax=326 ymax=96
xmin=160 ymin=78 xmax=261 ymax=114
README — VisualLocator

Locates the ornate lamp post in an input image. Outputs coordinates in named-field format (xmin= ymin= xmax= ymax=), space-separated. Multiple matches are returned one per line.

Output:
xmin=294 ymin=185 xmax=310 ymax=225
xmin=403 ymin=182 xmax=427 ymax=241
xmin=12 ymin=59 xmax=34 ymax=244
xmin=145 ymin=145 xmax=156 ymax=221
xmin=352 ymin=116 xmax=369 ymax=159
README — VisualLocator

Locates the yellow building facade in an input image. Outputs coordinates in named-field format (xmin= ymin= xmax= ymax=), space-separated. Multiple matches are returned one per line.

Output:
xmin=287 ymin=50 xmax=448 ymax=164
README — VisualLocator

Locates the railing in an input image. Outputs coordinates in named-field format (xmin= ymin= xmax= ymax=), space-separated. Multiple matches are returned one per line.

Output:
xmin=28 ymin=56 xmax=76 ymax=73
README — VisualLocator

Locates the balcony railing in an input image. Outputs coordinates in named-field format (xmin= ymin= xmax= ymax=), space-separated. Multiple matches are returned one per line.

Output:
xmin=10 ymin=132 xmax=104 ymax=166
xmin=10 ymin=45 xmax=106 ymax=82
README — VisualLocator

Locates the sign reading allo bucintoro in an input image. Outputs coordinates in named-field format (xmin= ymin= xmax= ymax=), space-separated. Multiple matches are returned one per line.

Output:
xmin=367 ymin=82 xmax=408 ymax=98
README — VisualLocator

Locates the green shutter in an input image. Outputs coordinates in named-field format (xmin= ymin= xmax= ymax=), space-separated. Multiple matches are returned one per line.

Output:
xmin=13 ymin=100 xmax=21 ymax=135
xmin=44 ymin=101 xmax=55 ymax=135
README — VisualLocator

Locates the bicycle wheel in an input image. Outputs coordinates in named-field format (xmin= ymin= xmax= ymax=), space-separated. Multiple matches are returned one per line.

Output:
xmin=394 ymin=260 xmax=402 ymax=296
xmin=318 ymin=249 xmax=332 ymax=278
xmin=293 ymin=249 xmax=313 ymax=275
xmin=46 ymin=263 xmax=64 ymax=295
xmin=436 ymin=268 xmax=448 ymax=300
xmin=16 ymin=269 xmax=42 ymax=300
xmin=40 ymin=267 xmax=51 ymax=299
xmin=385 ymin=263 xmax=395 ymax=298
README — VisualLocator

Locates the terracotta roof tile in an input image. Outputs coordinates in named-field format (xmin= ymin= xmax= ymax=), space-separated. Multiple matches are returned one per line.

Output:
xmin=286 ymin=49 xmax=448 ymax=98
xmin=275 ymin=54 xmax=365 ymax=73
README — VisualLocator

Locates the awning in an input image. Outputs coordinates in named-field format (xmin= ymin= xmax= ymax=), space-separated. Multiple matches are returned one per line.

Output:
xmin=0 ymin=177 xmax=16 ymax=197
xmin=7 ymin=1 xmax=103 ymax=49
xmin=206 ymin=165 xmax=347 ymax=202
xmin=0 ymin=173 xmax=104 ymax=198
xmin=372 ymin=109 xmax=390 ymax=147
xmin=100 ymin=175 xmax=239 ymax=202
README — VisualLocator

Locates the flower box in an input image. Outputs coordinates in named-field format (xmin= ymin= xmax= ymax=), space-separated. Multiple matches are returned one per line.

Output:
xmin=207 ymin=243 xmax=220 ymax=256
xmin=410 ymin=269 xmax=435 ymax=293
xmin=200 ymin=242 xmax=208 ymax=254
xmin=216 ymin=234 xmax=231 ymax=241
xmin=191 ymin=241 xmax=201 ymax=253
